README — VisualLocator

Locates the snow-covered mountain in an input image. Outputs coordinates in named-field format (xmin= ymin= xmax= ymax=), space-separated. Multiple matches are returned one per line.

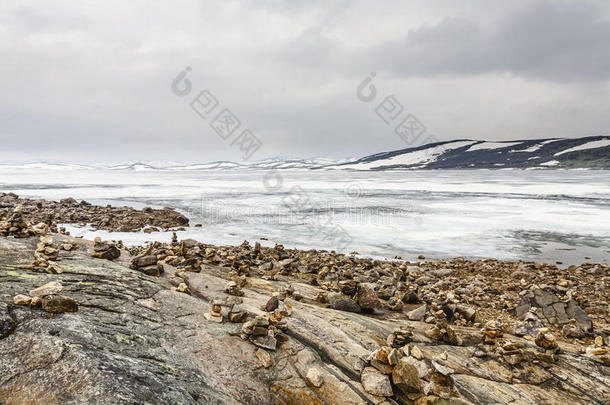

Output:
xmin=1 ymin=136 xmax=607 ymax=171
xmin=325 ymin=136 xmax=610 ymax=170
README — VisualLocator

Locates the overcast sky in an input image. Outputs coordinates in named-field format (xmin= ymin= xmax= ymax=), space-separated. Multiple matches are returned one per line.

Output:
xmin=1 ymin=0 xmax=609 ymax=163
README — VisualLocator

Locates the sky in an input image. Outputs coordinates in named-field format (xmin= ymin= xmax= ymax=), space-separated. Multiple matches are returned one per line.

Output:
xmin=1 ymin=0 xmax=609 ymax=163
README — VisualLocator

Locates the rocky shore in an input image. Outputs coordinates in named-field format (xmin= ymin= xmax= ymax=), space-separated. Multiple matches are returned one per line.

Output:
xmin=0 ymin=193 xmax=189 ymax=233
xmin=0 ymin=194 xmax=609 ymax=404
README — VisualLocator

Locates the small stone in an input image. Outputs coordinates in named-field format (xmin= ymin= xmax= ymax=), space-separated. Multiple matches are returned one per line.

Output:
xmin=327 ymin=292 xmax=361 ymax=313
xmin=250 ymin=334 xmax=277 ymax=350
xmin=586 ymin=346 xmax=609 ymax=356
xmin=407 ymin=304 xmax=427 ymax=321
xmin=306 ymin=367 xmax=324 ymax=387
xmin=91 ymin=242 xmax=121 ymax=260
xmin=176 ymin=283 xmax=190 ymax=294
xmin=431 ymin=360 xmax=454 ymax=376
xmin=46 ymin=262 xmax=62 ymax=274
xmin=41 ymin=295 xmax=78 ymax=313
xmin=401 ymin=356 xmax=428 ymax=378
xmin=204 ymin=312 xmax=223 ymax=323
xmin=387 ymin=328 xmax=413 ymax=348
xmin=354 ymin=356 xmax=368 ymax=372
xmin=13 ymin=294 xmax=31 ymax=305
xmin=371 ymin=359 xmax=394 ymax=374
xmin=411 ymin=345 xmax=423 ymax=360
xmin=375 ymin=346 xmax=391 ymax=364
xmin=29 ymin=281 xmax=63 ymax=297
xmin=256 ymin=348 xmax=273 ymax=368
xmin=361 ymin=367 xmax=393 ymax=397
xmin=481 ymin=319 xmax=504 ymax=342
xmin=357 ymin=283 xmax=380 ymax=310
xmin=562 ymin=321 xmax=586 ymax=338
xmin=40 ymin=236 xmax=53 ymax=245
xmin=595 ymin=336 xmax=604 ymax=347
xmin=388 ymin=348 xmax=400 ymax=366
xmin=392 ymin=359 xmax=422 ymax=396
xmin=252 ymin=326 xmax=268 ymax=336
xmin=535 ymin=328 xmax=558 ymax=350
xmin=265 ymin=296 xmax=279 ymax=312
xmin=134 ymin=255 xmax=157 ymax=267
xmin=456 ymin=304 xmax=476 ymax=322
xmin=225 ymin=281 xmax=244 ymax=296
xmin=428 ymin=268 xmax=453 ymax=278
xmin=138 ymin=265 xmax=163 ymax=277
xmin=228 ymin=305 xmax=248 ymax=323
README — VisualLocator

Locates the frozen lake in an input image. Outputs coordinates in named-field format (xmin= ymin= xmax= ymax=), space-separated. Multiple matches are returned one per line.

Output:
xmin=1 ymin=167 xmax=609 ymax=266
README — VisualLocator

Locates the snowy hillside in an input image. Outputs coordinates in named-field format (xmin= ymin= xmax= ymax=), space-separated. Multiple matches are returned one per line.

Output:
xmin=325 ymin=136 xmax=610 ymax=170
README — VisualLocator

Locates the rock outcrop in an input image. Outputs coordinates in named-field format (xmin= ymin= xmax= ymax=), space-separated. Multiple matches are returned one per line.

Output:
xmin=1 ymin=235 xmax=609 ymax=404
xmin=0 ymin=193 xmax=189 ymax=233
xmin=515 ymin=289 xmax=593 ymax=333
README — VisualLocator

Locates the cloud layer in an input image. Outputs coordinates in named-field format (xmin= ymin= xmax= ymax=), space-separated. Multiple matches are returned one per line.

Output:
xmin=0 ymin=0 xmax=609 ymax=162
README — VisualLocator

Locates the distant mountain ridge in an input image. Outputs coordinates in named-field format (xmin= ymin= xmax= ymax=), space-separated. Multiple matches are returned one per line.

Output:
xmin=1 ymin=136 xmax=608 ymax=171
xmin=325 ymin=135 xmax=610 ymax=170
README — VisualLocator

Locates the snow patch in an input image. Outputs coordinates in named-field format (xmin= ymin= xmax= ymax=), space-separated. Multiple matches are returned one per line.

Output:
xmin=554 ymin=139 xmax=610 ymax=156
xmin=338 ymin=141 xmax=477 ymax=170
xmin=512 ymin=139 xmax=562 ymax=153
xmin=466 ymin=142 xmax=522 ymax=152
xmin=540 ymin=160 xmax=560 ymax=167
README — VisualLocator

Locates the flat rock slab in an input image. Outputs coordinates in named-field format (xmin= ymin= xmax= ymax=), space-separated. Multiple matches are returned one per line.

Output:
xmin=0 ymin=236 xmax=609 ymax=405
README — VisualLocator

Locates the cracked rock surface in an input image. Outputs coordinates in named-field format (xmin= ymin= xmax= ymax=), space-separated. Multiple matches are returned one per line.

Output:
xmin=1 ymin=235 xmax=609 ymax=404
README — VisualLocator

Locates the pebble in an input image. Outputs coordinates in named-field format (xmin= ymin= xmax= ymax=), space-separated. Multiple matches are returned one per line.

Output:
xmin=407 ymin=304 xmax=427 ymax=321
xmin=13 ymin=294 xmax=32 ymax=305
xmin=256 ymin=348 xmax=273 ymax=368
xmin=535 ymin=328 xmax=558 ymax=351
xmin=228 ymin=305 xmax=248 ymax=323
xmin=306 ymin=367 xmax=324 ymax=387
xmin=41 ymin=295 xmax=78 ymax=313
xmin=357 ymin=283 xmax=380 ymax=310
xmin=29 ymin=281 xmax=63 ymax=297
xmin=410 ymin=345 xmax=423 ymax=360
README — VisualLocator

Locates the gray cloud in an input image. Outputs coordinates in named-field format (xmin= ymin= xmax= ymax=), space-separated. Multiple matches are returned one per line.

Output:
xmin=372 ymin=1 xmax=610 ymax=81
xmin=0 ymin=0 xmax=608 ymax=163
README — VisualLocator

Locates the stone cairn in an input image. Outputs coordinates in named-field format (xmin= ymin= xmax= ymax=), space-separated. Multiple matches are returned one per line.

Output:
xmin=91 ymin=237 xmax=121 ymax=261
xmin=204 ymin=296 xmax=248 ymax=323
xmin=33 ymin=236 xmax=59 ymax=268
xmin=13 ymin=281 xmax=78 ymax=314
xmin=356 ymin=329 xmax=456 ymax=400
xmin=481 ymin=319 xmax=504 ymax=344
xmin=204 ymin=298 xmax=224 ymax=323
xmin=130 ymin=252 xmax=164 ymax=276
xmin=240 ymin=313 xmax=286 ymax=351
xmin=228 ymin=304 xmax=248 ymax=322
xmin=0 ymin=206 xmax=35 ymax=238
xmin=224 ymin=281 xmax=244 ymax=296
xmin=586 ymin=336 xmax=609 ymax=364
xmin=239 ymin=293 xmax=292 ymax=352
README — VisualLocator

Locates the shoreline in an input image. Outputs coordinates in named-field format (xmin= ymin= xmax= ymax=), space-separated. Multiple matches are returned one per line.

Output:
xmin=2 ymin=192 xmax=609 ymax=335
xmin=1 ymin=193 xmax=610 ymax=403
